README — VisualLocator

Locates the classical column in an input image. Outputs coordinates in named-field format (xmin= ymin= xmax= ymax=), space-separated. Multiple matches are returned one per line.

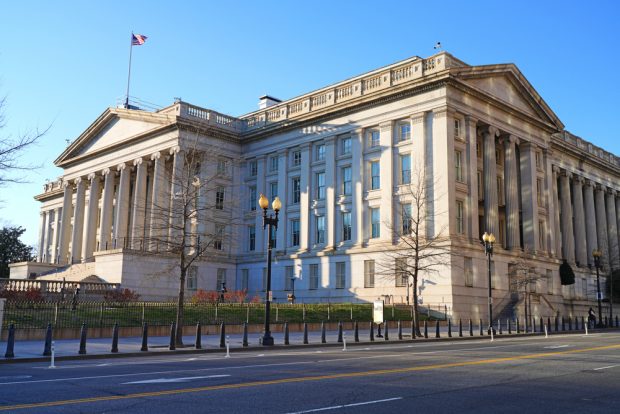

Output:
xmin=81 ymin=173 xmax=100 ymax=261
xmin=350 ymin=130 xmax=363 ymax=245
xmin=51 ymin=208 xmax=61 ymax=263
xmin=69 ymin=178 xmax=86 ymax=263
xmin=481 ymin=126 xmax=499 ymax=236
xmin=583 ymin=179 xmax=598 ymax=267
xmin=41 ymin=211 xmax=50 ymax=262
xmin=559 ymin=170 xmax=575 ymax=263
xmin=504 ymin=135 xmax=520 ymax=250
xmin=131 ymin=158 xmax=148 ymax=249
xmin=112 ymin=163 xmax=131 ymax=248
xmin=594 ymin=184 xmax=609 ymax=269
xmin=433 ymin=109 xmax=454 ymax=238
xmin=520 ymin=141 xmax=540 ymax=252
xmin=149 ymin=152 xmax=165 ymax=251
xmin=465 ymin=116 xmax=479 ymax=240
xmin=379 ymin=121 xmax=394 ymax=242
xmin=617 ymin=195 xmax=620 ymax=267
xmin=56 ymin=181 xmax=73 ymax=265
xmin=299 ymin=144 xmax=311 ymax=251
xmin=552 ymin=166 xmax=562 ymax=257
xmin=37 ymin=212 xmax=45 ymax=262
xmin=571 ymin=176 xmax=587 ymax=266
xmin=168 ymin=147 xmax=184 ymax=243
xmin=98 ymin=168 xmax=115 ymax=251
xmin=254 ymin=155 xmax=266 ymax=252
xmin=325 ymin=137 xmax=336 ymax=249
xmin=606 ymin=189 xmax=619 ymax=269
xmin=276 ymin=149 xmax=288 ymax=251
xmin=543 ymin=149 xmax=556 ymax=256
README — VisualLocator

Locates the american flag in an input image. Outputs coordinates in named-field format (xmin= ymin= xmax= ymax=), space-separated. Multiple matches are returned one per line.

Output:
xmin=131 ymin=33 xmax=148 ymax=46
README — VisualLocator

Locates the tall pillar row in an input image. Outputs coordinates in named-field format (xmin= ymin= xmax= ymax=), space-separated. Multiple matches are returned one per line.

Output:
xmin=503 ymin=135 xmax=520 ymax=250
xmin=481 ymin=126 xmax=499 ymax=237
xmin=559 ymin=170 xmax=575 ymax=263
xmin=594 ymin=184 xmax=610 ymax=270
xmin=571 ymin=176 xmax=587 ymax=266
xmin=69 ymin=178 xmax=86 ymax=263
xmin=606 ymin=189 xmax=619 ymax=269
xmin=583 ymin=180 xmax=598 ymax=267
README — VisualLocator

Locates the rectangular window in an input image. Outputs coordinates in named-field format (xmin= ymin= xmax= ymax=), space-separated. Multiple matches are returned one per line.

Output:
xmin=454 ymin=119 xmax=461 ymax=138
xmin=293 ymin=150 xmax=301 ymax=166
xmin=292 ymin=177 xmax=301 ymax=204
xmin=336 ymin=262 xmax=346 ymax=289
xmin=455 ymin=150 xmax=463 ymax=182
xmin=342 ymin=212 xmax=352 ymax=241
xmin=371 ymin=161 xmax=380 ymax=190
xmin=249 ymin=186 xmax=257 ymax=211
xmin=216 ymin=268 xmax=227 ymax=291
xmin=535 ymin=151 xmax=542 ymax=169
xmin=316 ymin=172 xmax=325 ymax=200
xmin=400 ymin=154 xmax=411 ymax=185
xmin=341 ymin=137 xmax=351 ymax=155
xmin=291 ymin=219 xmax=300 ymax=246
xmin=342 ymin=166 xmax=352 ymax=195
xmin=371 ymin=208 xmax=380 ymax=238
xmin=546 ymin=269 xmax=553 ymax=295
xmin=316 ymin=215 xmax=325 ymax=244
xmin=248 ymin=225 xmax=256 ymax=251
xmin=285 ymin=266 xmax=294 ymax=291
xmin=217 ymin=159 xmax=227 ymax=175
xmin=309 ymin=264 xmax=319 ymax=290
xmin=456 ymin=201 xmax=464 ymax=234
xmin=364 ymin=260 xmax=375 ymax=288
xmin=538 ymin=220 xmax=546 ymax=250
xmin=215 ymin=186 xmax=224 ymax=210
xmin=187 ymin=266 xmax=198 ymax=290
xmin=402 ymin=203 xmax=412 ymax=235
xmin=316 ymin=144 xmax=325 ymax=161
xmin=249 ymin=160 xmax=257 ymax=177
xmin=269 ymin=156 xmax=279 ymax=172
xmin=214 ymin=224 xmax=224 ymax=250
xmin=395 ymin=258 xmax=407 ymax=287
xmin=464 ymin=257 xmax=473 ymax=287
xmin=369 ymin=129 xmax=380 ymax=148
xmin=270 ymin=182 xmax=278 ymax=201
xmin=398 ymin=123 xmax=411 ymax=142
xmin=241 ymin=269 xmax=249 ymax=291
xmin=536 ymin=179 xmax=543 ymax=207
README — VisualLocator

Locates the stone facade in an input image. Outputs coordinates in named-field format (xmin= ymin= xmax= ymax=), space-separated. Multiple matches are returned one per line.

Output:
xmin=11 ymin=52 xmax=620 ymax=321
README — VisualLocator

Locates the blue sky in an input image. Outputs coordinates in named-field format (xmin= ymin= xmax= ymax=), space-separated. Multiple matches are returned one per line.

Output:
xmin=0 ymin=0 xmax=618 ymax=246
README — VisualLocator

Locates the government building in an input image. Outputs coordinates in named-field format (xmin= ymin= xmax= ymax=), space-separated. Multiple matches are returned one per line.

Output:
xmin=10 ymin=51 xmax=620 ymax=321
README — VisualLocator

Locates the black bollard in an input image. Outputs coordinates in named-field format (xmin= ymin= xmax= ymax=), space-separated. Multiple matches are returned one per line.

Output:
xmin=169 ymin=322 xmax=176 ymax=351
xmin=303 ymin=322 xmax=309 ymax=344
xmin=321 ymin=321 xmax=326 ymax=343
xmin=4 ymin=323 xmax=15 ymax=358
xmin=498 ymin=319 xmax=502 ymax=335
xmin=540 ymin=317 xmax=544 ymax=333
xmin=561 ymin=316 xmax=566 ymax=331
xmin=616 ymin=316 xmax=619 ymax=328
xmin=435 ymin=320 xmax=440 ymax=338
xmin=384 ymin=322 xmax=389 ymax=341
xmin=604 ymin=316 xmax=608 ymax=327
xmin=141 ymin=322 xmax=149 ymax=352
xmin=195 ymin=322 xmax=202 ymax=349
xmin=548 ymin=317 xmax=552 ymax=333
xmin=424 ymin=321 xmax=428 ymax=338
xmin=79 ymin=323 xmax=88 ymax=355
xmin=337 ymin=321 xmax=343 ymax=343
xmin=377 ymin=323 xmax=382 ymax=338
xmin=469 ymin=319 xmax=473 ymax=336
xmin=555 ymin=316 xmax=559 ymax=332
xmin=111 ymin=322 xmax=119 ymax=353
xmin=479 ymin=319 xmax=483 ymax=336
xmin=354 ymin=321 xmax=359 ymax=342
xmin=242 ymin=322 xmax=249 ymax=347
xmin=458 ymin=319 xmax=463 ymax=337
xmin=370 ymin=322 xmax=375 ymax=341
xmin=448 ymin=319 xmax=452 ymax=338
xmin=43 ymin=323 xmax=53 ymax=356
xmin=219 ymin=322 xmax=226 ymax=348
xmin=398 ymin=320 xmax=403 ymax=340
xmin=508 ymin=318 xmax=512 ymax=335
xmin=581 ymin=316 xmax=585 ymax=330
xmin=411 ymin=320 xmax=416 ymax=339
xmin=568 ymin=316 xmax=573 ymax=331
xmin=284 ymin=322 xmax=290 ymax=345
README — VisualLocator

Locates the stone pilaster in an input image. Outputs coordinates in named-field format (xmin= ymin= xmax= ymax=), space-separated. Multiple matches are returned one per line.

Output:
xmin=552 ymin=166 xmax=562 ymax=257
xmin=594 ymin=184 xmax=609 ymax=270
xmin=350 ymin=130 xmax=363 ymax=245
xmin=131 ymin=158 xmax=148 ymax=249
xmin=56 ymin=181 xmax=73 ymax=264
xmin=69 ymin=178 xmax=86 ymax=263
xmin=583 ymin=179 xmax=598 ymax=267
xmin=254 ymin=155 xmax=266 ymax=252
xmin=51 ymin=207 xmax=61 ymax=263
xmin=543 ymin=149 xmax=556 ymax=256
xmin=41 ymin=211 xmax=50 ymax=262
xmin=379 ymin=121 xmax=393 ymax=242
xmin=520 ymin=141 xmax=540 ymax=253
xmin=606 ymin=189 xmax=619 ymax=269
xmin=82 ymin=173 xmax=100 ymax=261
xmin=276 ymin=149 xmax=288 ymax=252
xmin=149 ymin=152 xmax=165 ymax=251
xmin=465 ymin=116 xmax=479 ymax=240
xmin=571 ymin=175 xmax=587 ymax=266
xmin=37 ymin=212 xmax=45 ymax=262
xmin=299 ymin=144 xmax=311 ymax=251
xmin=559 ymin=170 xmax=575 ymax=263
xmin=481 ymin=125 xmax=499 ymax=237
xmin=503 ymin=135 xmax=520 ymax=250
xmin=98 ymin=168 xmax=115 ymax=251
xmin=113 ymin=163 xmax=131 ymax=247
xmin=325 ymin=137 xmax=336 ymax=249
xmin=168 ymin=147 xmax=184 ymax=243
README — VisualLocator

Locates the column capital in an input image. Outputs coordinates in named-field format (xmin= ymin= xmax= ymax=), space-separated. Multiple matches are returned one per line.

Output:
xmin=379 ymin=121 xmax=392 ymax=131
xmin=503 ymin=134 xmax=519 ymax=146
xmin=552 ymin=165 xmax=561 ymax=175
xmin=101 ymin=167 xmax=111 ymax=176
xmin=169 ymin=146 xmax=181 ymax=156
xmin=410 ymin=113 xmax=425 ymax=124
xmin=350 ymin=128 xmax=363 ymax=137
xmin=61 ymin=180 xmax=71 ymax=190
xmin=324 ymin=136 xmax=336 ymax=145
xmin=117 ymin=162 xmax=128 ymax=172
xmin=255 ymin=154 xmax=266 ymax=160
xmin=478 ymin=125 xmax=499 ymax=138
xmin=432 ymin=107 xmax=448 ymax=118
xmin=277 ymin=148 xmax=289 ymax=156
xmin=299 ymin=142 xmax=311 ymax=150
xmin=595 ymin=183 xmax=605 ymax=192
xmin=560 ymin=169 xmax=572 ymax=179
xmin=133 ymin=158 xmax=144 ymax=167
xmin=573 ymin=175 xmax=584 ymax=186
xmin=73 ymin=177 xmax=83 ymax=186
xmin=519 ymin=140 xmax=537 ymax=151
xmin=584 ymin=178 xmax=595 ymax=188
xmin=464 ymin=114 xmax=479 ymax=126
xmin=150 ymin=151 xmax=161 ymax=161
xmin=607 ymin=187 xmax=617 ymax=197
xmin=87 ymin=172 xmax=99 ymax=181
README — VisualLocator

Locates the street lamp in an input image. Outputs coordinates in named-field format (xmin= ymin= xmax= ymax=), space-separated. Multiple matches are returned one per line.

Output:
xmin=259 ymin=193 xmax=281 ymax=346
xmin=593 ymin=249 xmax=603 ymax=327
xmin=482 ymin=232 xmax=496 ymax=335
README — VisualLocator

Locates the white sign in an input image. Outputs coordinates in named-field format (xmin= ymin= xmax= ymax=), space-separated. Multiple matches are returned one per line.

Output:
xmin=373 ymin=300 xmax=384 ymax=324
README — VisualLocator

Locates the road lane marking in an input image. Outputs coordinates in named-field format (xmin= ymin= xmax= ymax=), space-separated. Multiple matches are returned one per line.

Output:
xmin=286 ymin=397 xmax=402 ymax=413
xmin=123 ymin=374 xmax=230 ymax=384
xmin=1 ymin=343 xmax=619 ymax=411
xmin=544 ymin=345 xmax=569 ymax=349
xmin=593 ymin=365 xmax=618 ymax=371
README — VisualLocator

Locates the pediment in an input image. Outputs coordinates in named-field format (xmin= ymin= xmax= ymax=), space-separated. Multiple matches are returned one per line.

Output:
xmin=55 ymin=108 xmax=175 ymax=166
xmin=454 ymin=66 xmax=564 ymax=131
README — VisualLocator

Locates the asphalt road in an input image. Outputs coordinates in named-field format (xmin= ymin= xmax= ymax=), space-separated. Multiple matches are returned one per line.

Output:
xmin=0 ymin=332 xmax=619 ymax=413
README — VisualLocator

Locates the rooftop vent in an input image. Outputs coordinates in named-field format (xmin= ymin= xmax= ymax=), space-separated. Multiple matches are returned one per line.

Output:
xmin=258 ymin=95 xmax=281 ymax=110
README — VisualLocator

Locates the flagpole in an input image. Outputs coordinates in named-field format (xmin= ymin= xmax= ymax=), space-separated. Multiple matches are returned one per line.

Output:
xmin=125 ymin=32 xmax=134 ymax=109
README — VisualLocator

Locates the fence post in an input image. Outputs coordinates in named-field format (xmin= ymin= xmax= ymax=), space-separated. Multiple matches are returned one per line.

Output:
xmin=398 ymin=320 xmax=403 ymax=340
xmin=169 ymin=322 xmax=176 ymax=351
xmin=321 ymin=321 xmax=326 ymax=343
xmin=215 ymin=303 xmax=218 ymax=322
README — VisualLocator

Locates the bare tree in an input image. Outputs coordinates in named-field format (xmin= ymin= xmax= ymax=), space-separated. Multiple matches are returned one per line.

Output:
xmin=138 ymin=135 xmax=239 ymax=346
xmin=507 ymin=248 xmax=547 ymax=330
xmin=377 ymin=162 xmax=451 ymax=336
xmin=0 ymin=96 xmax=48 ymax=188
